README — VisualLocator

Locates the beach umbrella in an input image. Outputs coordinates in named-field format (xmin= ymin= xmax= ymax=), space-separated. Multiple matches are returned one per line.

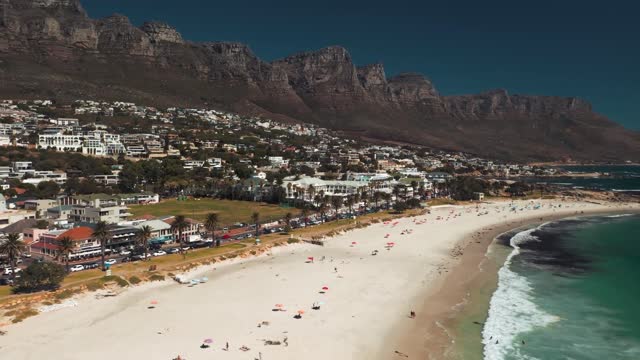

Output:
xmin=307 ymin=256 xmax=314 ymax=261
xmin=275 ymin=304 xmax=284 ymax=308
xmin=203 ymin=338 xmax=213 ymax=344
xmin=150 ymin=300 xmax=158 ymax=305
xmin=297 ymin=310 xmax=305 ymax=315
xmin=322 ymin=286 xmax=329 ymax=290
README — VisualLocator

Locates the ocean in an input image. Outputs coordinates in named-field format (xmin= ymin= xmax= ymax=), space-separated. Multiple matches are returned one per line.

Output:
xmin=520 ymin=165 xmax=640 ymax=191
xmin=482 ymin=214 xmax=640 ymax=360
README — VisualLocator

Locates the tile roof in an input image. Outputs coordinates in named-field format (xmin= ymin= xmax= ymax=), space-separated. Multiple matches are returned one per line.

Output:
xmin=57 ymin=226 xmax=94 ymax=241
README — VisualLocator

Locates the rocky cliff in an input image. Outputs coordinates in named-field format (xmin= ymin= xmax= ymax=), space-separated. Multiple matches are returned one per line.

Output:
xmin=0 ymin=0 xmax=638 ymax=161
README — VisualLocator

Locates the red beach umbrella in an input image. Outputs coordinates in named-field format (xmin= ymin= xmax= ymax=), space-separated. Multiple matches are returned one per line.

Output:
xmin=322 ymin=286 xmax=329 ymax=290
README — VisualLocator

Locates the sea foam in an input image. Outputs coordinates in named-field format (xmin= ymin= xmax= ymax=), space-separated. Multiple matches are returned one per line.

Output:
xmin=482 ymin=228 xmax=558 ymax=360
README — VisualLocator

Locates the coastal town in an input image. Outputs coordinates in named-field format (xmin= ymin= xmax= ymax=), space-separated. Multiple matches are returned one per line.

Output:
xmin=0 ymin=98 xmax=628 ymax=282
xmin=0 ymin=98 xmax=637 ymax=360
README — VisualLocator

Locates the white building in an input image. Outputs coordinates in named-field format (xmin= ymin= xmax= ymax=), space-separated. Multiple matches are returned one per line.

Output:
xmin=183 ymin=160 xmax=206 ymax=170
xmin=38 ymin=132 xmax=82 ymax=152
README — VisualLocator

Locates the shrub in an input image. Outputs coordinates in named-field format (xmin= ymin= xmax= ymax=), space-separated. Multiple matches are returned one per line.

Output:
xmin=100 ymin=276 xmax=129 ymax=287
xmin=13 ymin=262 xmax=66 ymax=293
xmin=86 ymin=281 xmax=103 ymax=291
xmin=11 ymin=308 xmax=39 ymax=323
xmin=148 ymin=274 xmax=165 ymax=282
xmin=129 ymin=276 xmax=141 ymax=285
xmin=287 ymin=238 xmax=300 ymax=244
xmin=54 ymin=289 xmax=74 ymax=300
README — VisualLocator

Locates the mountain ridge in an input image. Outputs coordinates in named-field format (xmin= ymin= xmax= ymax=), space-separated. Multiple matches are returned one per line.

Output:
xmin=1 ymin=0 xmax=638 ymax=161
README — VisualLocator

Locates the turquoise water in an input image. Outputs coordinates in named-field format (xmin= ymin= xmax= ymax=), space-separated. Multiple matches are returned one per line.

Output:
xmin=483 ymin=215 xmax=640 ymax=360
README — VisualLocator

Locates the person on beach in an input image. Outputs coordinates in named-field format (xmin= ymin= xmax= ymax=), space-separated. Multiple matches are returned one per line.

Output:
xmin=410 ymin=311 xmax=416 ymax=318
xmin=225 ymin=342 xmax=229 ymax=351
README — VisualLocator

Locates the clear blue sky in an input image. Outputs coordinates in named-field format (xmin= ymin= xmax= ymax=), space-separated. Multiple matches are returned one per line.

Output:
xmin=82 ymin=0 xmax=639 ymax=130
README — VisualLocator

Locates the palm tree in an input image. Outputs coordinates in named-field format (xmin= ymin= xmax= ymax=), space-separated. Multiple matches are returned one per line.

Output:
xmin=136 ymin=225 xmax=153 ymax=261
xmin=319 ymin=203 xmax=328 ymax=223
xmin=331 ymin=196 xmax=342 ymax=220
xmin=205 ymin=213 xmax=220 ymax=247
xmin=0 ymin=233 xmax=25 ymax=280
xmin=353 ymin=193 xmax=361 ymax=215
xmin=373 ymin=191 xmax=382 ymax=210
xmin=284 ymin=212 xmax=293 ymax=232
xmin=251 ymin=211 xmax=260 ymax=237
xmin=301 ymin=206 xmax=310 ymax=227
xmin=58 ymin=236 xmax=74 ymax=272
xmin=171 ymin=215 xmax=189 ymax=259
xmin=91 ymin=221 xmax=111 ymax=271
xmin=345 ymin=196 xmax=355 ymax=216
xmin=360 ymin=190 xmax=369 ymax=213
xmin=384 ymin=192 xmax=392 ymax=209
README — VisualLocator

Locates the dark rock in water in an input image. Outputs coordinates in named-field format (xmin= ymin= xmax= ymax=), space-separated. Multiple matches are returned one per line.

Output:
xmin=515 ymin=221 xmax=593 ymax=275
xmin=1 ymin=0 xmax=638 ymax=161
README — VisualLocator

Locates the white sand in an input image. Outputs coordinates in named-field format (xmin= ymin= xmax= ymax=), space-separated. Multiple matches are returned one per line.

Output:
xmin=0 ymin=200 xmax=636 ymax=360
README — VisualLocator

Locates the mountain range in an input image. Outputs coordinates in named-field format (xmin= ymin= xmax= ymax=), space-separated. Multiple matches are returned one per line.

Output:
xmin=1 ymin=0 xmax=638 ymax=162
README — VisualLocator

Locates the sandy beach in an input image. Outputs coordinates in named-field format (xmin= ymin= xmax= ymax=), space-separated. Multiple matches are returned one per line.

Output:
xmin=1 ymin=199 xmax=637 ymax=360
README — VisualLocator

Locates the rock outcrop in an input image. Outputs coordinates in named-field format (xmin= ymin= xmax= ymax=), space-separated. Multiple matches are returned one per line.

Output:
xmin=0 ymin=0 xmax=638 ymax=161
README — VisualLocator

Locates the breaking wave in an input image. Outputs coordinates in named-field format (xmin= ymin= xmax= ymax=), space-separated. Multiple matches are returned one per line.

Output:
xmin=482 ymin=228 xmax=558 ymax=360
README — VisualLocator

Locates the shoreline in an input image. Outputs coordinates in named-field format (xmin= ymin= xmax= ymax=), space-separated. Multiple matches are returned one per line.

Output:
xmin=0 ymin=200 xmax=638 ymax=360
xmin=394 ymin=206 xmax=640 ymax=360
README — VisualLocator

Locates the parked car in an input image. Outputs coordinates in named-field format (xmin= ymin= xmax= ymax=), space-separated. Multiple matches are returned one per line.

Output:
xmin=3 ymin=267 xmax=21 ymax=275
xmin=70 ymin=265 xmax=85 ymax=272
xmin=0 ymin=278 xmax=13 ymax=286
xmin=104 ymin=259 xmax=117 ymax=266
xmin=119 ymin=250 xmax=132 ymax=256
xmin=84 ymin=262 xmax=99 ymax=269
xmin=152 ymin=250 xmax=167 ymax=257
xmin=168 ymin=248 xmax=180 ymax=254
xmin=133 ymin=253 xmax=151 ymax=260
xmin=22 ymin=253 xmax=32 ymax=258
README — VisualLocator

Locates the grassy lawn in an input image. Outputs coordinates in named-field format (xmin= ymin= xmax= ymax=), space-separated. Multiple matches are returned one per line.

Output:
xmin=0 ymin=286 xmax=10 ymax=298
xmin=129 ymin=198 xmax=298 ymax=225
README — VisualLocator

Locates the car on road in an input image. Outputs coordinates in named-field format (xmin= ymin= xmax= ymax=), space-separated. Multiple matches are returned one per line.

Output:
xmin=119 ymin=250 xmax=132 ymax=256
xmin=152 ymin=250 xmax=167 ymax=257
xmin=84 ymin=262 xmax=99 ymax=269
xmin=104 ymin=259 xmax=117 ymax=266
xmin=0 ymin=278 xmax=14 ymax=286
xmin=168 ymin=248 xmax=180 ymax=254
xmin=22 ymin=253 xmax=32 ymax=258
xmin=70 ymin=264 xmax=85 ymax=272
xmin=3 ymin=267 xmax=21 ymax=275
xmin=133 ymin=253 xmax=151 ymax=260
